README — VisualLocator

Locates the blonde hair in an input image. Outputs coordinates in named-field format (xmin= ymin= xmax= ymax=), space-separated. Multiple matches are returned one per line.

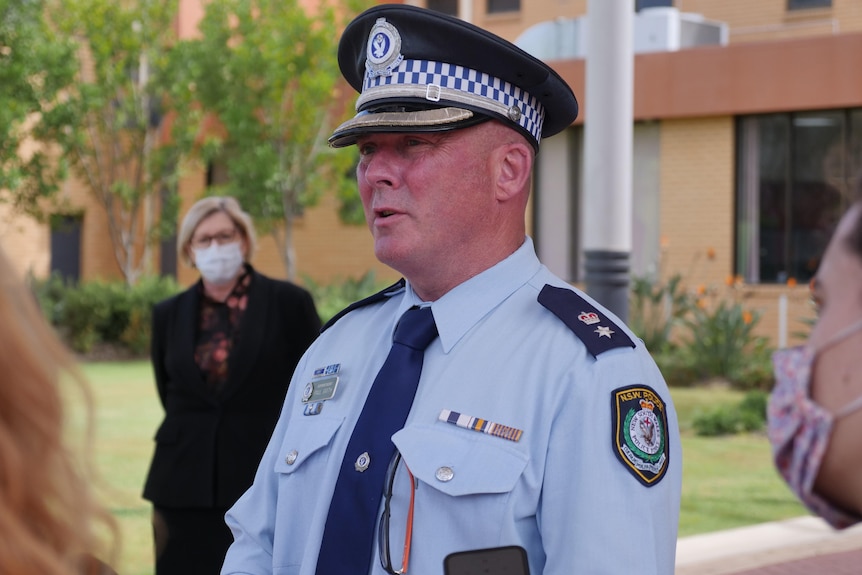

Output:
xmin=177 ymin=196 xmax=258 ymax=267
xmin=0 ymin=248 xmax=118 ymax=574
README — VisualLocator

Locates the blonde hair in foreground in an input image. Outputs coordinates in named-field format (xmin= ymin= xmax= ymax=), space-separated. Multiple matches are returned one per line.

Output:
xmin=0 ymin=248 xmax=118 ymax=574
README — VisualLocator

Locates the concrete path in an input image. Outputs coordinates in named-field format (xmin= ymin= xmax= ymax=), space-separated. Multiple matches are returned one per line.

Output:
xmin=676 ymin=516 xmax=862 ymax=574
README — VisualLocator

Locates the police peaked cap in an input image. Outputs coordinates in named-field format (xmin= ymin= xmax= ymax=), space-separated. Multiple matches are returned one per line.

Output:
xmin=329 ymin=4 xmax=579 ymax=150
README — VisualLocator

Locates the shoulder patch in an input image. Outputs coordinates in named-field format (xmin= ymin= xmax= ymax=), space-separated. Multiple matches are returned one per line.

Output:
xmin=611 ymin=385 xmax=670 ymax=487
xmin=537 ymin=284 xmax=634 ymax=358
xmin=320 ymin=278 xmax=406 ymax=333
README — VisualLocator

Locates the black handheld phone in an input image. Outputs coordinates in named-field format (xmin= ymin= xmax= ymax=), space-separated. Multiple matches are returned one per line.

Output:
xmin=443 ymin=545 xmax=530 ymax=575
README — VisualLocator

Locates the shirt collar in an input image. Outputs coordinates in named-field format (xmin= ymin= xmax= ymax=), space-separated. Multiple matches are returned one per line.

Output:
xmin=401 ymin=237 xmax=542 ymax=353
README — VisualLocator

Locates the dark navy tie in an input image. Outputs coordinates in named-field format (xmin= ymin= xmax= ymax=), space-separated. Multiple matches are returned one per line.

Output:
xmin=316 ymin=306 xmax=438 ymax=575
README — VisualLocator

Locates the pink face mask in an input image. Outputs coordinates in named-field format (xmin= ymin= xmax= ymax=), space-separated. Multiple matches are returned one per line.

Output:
xmin=767 ymin=318 xmax=862 ymax=529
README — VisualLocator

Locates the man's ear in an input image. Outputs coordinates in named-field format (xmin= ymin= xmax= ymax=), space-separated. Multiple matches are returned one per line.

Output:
xmin=495 ymin=142 xmax=533 ymax=201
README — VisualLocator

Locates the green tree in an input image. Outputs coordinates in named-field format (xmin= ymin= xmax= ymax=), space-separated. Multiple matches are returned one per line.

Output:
xmin=169 ymin=0 xmax=368 ymax=280
xmin=35 ymin=0 xmax=186 ymax=285
xmin=0 ymin=0 xmax=77 ymax=217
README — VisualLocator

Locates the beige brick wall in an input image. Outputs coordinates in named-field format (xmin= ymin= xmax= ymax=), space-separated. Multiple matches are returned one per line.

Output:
xmin=0 ymin=206 xmax=49 ymax=281
xmin=417 ymin=0 xmax=862 ymax=44
xmin=470 ymin=0 xmax=587 ymax=43
xmin=659 ymin=116 xmax=815 ymax=347
xmin=661 ymin=117 xmax=735 ymax=289
xmin=680 ymin=0 xmax=862 ymax=43
xmin=1 ymin=175 xmax=132 ymax=284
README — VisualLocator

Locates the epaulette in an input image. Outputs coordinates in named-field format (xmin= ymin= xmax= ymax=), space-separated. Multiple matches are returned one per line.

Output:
xmin=320 ymin=278 xmax=406 ymax=333
xmin=537 ymin=284 xmax=635 ymax=358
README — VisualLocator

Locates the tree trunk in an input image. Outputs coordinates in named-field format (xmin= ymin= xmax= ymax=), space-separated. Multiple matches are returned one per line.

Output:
xmin=282 ymin=210 xmax=296 ymax=281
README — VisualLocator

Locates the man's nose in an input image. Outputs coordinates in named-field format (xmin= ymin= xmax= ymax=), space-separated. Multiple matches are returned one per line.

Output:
xmin=361 ymin=148 xmax=401 ymax=188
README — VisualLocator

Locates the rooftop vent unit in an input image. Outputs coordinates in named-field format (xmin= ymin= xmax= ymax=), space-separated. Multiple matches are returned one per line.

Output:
xmin=635 ymin=7 xmax=728 ymax=53
xmin=516 ymin=7 xmax=727 ymax=60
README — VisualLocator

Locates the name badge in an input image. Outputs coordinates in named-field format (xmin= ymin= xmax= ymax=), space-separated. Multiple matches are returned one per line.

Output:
xmin=302 ymin=375 xmax=339 ymax=404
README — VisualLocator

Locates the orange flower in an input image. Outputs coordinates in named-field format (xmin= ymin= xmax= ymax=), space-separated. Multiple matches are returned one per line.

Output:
xmin=660 ymin=235 xmax=670 ymax=249
xmin=725 ymin=275 xmax=735 ymax=286
xmin=742 ymin=310 xmax=753 ymax=324
xmin=706 ymin=247 xmax=716 ymax=260
xmin=786 ymin=277 xmax=797 ymax=288
xmin=696 ymin=284 xmax=706 ymax=296
xmin=697 ymin=298 xmax=707 ymax=309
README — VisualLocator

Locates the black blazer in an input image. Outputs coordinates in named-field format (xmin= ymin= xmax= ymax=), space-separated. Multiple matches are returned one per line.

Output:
xmin=143 ymin=268 xmax=321 ymax=508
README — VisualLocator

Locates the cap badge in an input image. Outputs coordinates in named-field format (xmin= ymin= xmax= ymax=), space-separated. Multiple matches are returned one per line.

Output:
xmin=366 ymin=18 xmax=403 ymax=79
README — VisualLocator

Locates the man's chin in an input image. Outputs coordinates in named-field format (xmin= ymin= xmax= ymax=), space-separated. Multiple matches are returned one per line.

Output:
xmin=374 ymin=242 xmax=412 ymax=272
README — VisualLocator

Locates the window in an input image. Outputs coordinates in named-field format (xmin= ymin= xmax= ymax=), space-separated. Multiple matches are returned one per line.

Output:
xmin=787 ymin=0 xmax=831 ymax=10
xmin=736 ymin=109 xmax=862 ymax=284
xmin=159 ymin=186 xmax=177 ymax=277
xmin=427 ymin=0 xmax=458 ymax=16
xmin=636 ymin=0 xmax=673 ymax=11
xmin=50 ymin=214 xmax=82 ymax=283
xmin=487 ymin=0 xmax=519 ymax=15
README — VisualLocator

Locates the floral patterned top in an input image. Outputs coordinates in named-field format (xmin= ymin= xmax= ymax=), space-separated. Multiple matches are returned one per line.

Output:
xmin=194 ymin=265 xmax=252 ymax=396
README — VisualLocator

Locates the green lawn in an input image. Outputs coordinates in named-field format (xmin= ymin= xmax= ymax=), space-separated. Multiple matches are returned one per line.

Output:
xmin=671 ymin=387 xmax=807 ymax=536
xmin=80 ymin=361 xmax=161 ymax=575
xmin=75 ymin=362 xmax=807 ymax=575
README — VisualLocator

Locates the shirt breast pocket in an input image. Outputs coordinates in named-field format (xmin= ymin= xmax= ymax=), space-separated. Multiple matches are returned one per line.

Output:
xmin=393 ymin=424 xmax=528 ymax=497
xmin=272 ymin=415 xmax=344 ymax=476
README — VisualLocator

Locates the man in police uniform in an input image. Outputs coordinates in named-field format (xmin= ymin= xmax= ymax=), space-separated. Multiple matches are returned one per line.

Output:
xmin=222 ymin=4 xmax=682 ymax=574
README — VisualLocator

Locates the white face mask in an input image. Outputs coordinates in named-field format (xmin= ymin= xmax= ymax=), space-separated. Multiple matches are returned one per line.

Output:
xmin=193 ymin=241 xmax=244 ymax=285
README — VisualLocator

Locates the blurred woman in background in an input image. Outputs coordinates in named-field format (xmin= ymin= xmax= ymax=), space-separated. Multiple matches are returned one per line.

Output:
xmin=143 ymin=196 xmax=320 ymax=574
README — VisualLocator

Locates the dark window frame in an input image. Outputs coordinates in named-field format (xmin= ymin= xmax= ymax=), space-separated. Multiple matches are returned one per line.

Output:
xmin=735 ymin=109 xmax=862 ymax=285
xmin=50 ymin=213 xmax=83 ymax=284
xmin=487 ymin=0 xmax=520 ymax=15
xmin=427 ymin=0 xmax=458 ymax=16
xmin=787 ymin=0 xmax=832 ymax=10
xmin=636 ymin=0 xmax=674 ymax=11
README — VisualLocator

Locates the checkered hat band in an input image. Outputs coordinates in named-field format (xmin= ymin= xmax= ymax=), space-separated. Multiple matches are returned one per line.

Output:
xmin=361 ymin=59 xmax=544 ymax=143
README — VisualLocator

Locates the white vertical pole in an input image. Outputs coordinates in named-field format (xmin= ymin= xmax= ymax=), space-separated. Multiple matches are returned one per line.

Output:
xmin=459 ymin=0 xmax=473 ymax=23
xmin=583 ymin=0 xmax=634 ymax=320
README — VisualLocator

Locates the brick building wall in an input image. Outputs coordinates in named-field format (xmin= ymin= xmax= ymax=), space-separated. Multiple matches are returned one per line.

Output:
xmin=0 ymin=0 xmax=844 ymax=347
xmin=459 ymin=0 xmax=862 ymax=44
xmin=0 ymin=206 xmax=48 ymax=280
xmin=658 ymin=116 xmax=814 ymax=346
xmin=661 ymin=117 xmax=735 ymax=290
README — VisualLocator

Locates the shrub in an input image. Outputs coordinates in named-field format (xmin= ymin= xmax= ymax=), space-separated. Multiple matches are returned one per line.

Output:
xmin=692 ymin=390 xmax=768 ymax=436
xmin=28 ymin=274 xmax=181 ymax=355
xmin=59 ymin=282 xmax=114 ymax=353
xmin=671 ymin=276 xmax=776 ymax=391
xmin=303 ymin=271 xmax=394 ymax=324
xmin=120 ymin=275 xmax=182 ymax=355
xmin=629 ymin=273 xmax=694 ymax=352
xmin=29 ymin=271 xmax=69 ymax=325
xmin=652 ymin=349 xmax=701 ymax=388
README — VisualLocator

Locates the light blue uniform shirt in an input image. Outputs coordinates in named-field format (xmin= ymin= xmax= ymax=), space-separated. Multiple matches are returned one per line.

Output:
xmin=222 ymin=238 xmax=682 ymax=575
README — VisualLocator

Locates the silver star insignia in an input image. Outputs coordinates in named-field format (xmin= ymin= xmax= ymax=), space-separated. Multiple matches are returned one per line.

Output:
xmin=595 ymin=325 xmax=614 ymax=338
